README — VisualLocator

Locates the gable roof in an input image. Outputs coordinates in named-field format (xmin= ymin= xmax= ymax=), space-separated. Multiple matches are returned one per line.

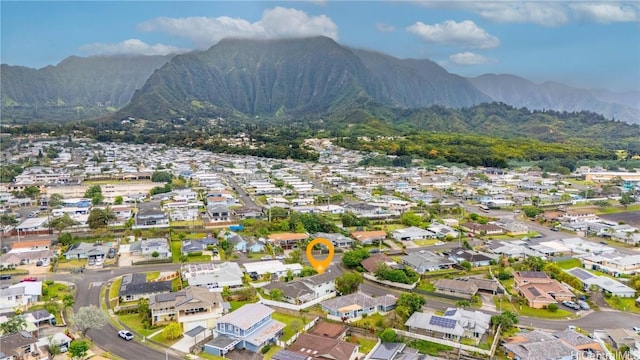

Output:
xmin=289 ymin=333 xmax=357 ymax=360
xmin=361 ymin=253 xmax=394 ymax=273
xmin=434 ymin=278 xmax=478 ymax=295
xmin=321 ymin=291 xmax=397 ymax=313
xmin=119 ymin=273 xmax=172 ymax=297
xmin=308 ymin=321 xmax=347 ymax=339
xmin=216 ymin=303 xmax=274 ymax=331
xmin=351 ymin=230 xmax=387 ymax=242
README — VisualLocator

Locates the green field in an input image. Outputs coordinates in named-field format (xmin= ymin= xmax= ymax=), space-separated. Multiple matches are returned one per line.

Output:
xmin=117 ymin=313 xmax=164 ymax=337
xmin=408 ymin=339 xmax=453 ymax=356
xmin=493 ymin=297 xmax=574 ymax=319
xmin=271 ymin=312 xmax=309 ymax=341
xmin=605 ymin=296 xmax=640 ymax=314
xmin=555 ymin=258 xmax=582 ymax=270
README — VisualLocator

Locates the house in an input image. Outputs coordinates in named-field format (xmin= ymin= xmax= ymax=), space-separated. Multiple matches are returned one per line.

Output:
xmin=427 ymin=222 xmax=459 ymax=239
xmin=502 ymin=329 xmax=602 ymax=360
xmin=243 ymin=260 xmax=302 ymax=279
xmin=10 ymin=240 xmax=51 ymax=252
xmin=404 ymin=307 xmax=491 ymax=342
xmin=502 ymin=330 xmax=576 ymax=360
xmin=288 ymin=333 xmax=359 ymax=360
xmin=446 ymin=248 xmax=497 ymax=267
xmin=267 ymin=233 xmax=309 ymax=250
xmin=207 ymin=204 xmax=230 ymax=222
xmin=207 ymin=303 xmax=285 ymax=355
xmin=271 ymin=350 xmax=311 ymax=360
xmin=64 ymin=242 xmax=110 ymax=260
xmin=368 ymin=343 xmax=427 ymax=360
xmin=0 ymin=331 xmax=40 ymax=359
xmin=181 ymin=239 xmax=217 ymax=255
xmin=23 ymin=310 xmax=54 ymax=327
xmin=361 ymin=253 xmax=397 ymax=273
xmin=321 ymin=291 xmax=396 ymax=321
xmin=513 ymin=271 xmax=573 ymax=308
xmin=460 ymin=222 xmax=504 ymax=235
xmin=391 ymin=226 xmax=434 ymax=241
xmin=566 ymin=268 xmax=636 ymax=297
xmin=581 ymin=252 xmax=640 ymax=276
xmin=433 ymin=279 xmax=478 ymax=299
xmin=262 ymin=267 xmax=338 ymax=305
xmin=0 ymin=249 xmax=53 ymax=267
xmin=130 ymin=238 xmax=170 ymax=258
xmin=133 ymin=203 xmax=169 ymax=229
xmin=314 ymin=232 xmax=354 ymax=248
xmin=602 ymin=328 xmax=640 ymax=350
xmin=308 ymin=321 xmax=347 ymax=340
xmin=351 ymin=230 xmax=387 ymax=245
xmin=149 ymin=286 xmax=224 ymax=331
xmin=182 ymin=262 xmax=244 ymax=292
xmin=401 ymin=251 xmax=456 ymax=273
xmin=119 ymin=273 xmax=173 ymax=302
xmin=1 ymin=281 xmax=42 ymax=312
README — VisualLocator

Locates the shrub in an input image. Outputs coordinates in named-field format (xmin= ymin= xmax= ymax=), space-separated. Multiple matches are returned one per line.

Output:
xmin=548 ymin=303 xmax=558 ymax=312
xmin=261 ymin=345 xmax=271 ymax=354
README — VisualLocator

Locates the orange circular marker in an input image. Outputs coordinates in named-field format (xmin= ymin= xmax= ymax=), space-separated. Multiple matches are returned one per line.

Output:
xmin=306 ymin=238 xmax=334 ymax=274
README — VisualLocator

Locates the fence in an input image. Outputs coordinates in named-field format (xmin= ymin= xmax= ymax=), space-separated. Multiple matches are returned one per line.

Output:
xmin=394 ymin=329 xmax=492 ymax=357
xmin=275 ymin=316 xmax=320 ymax=348
xmin=362 ymin=273 xmax=417 ymax=290
xmin=259 ymin=292 xmax=336 ymax=311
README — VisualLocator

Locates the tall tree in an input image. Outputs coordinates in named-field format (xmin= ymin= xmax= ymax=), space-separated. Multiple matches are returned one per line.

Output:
xmin=72 ymin=305 xmax=107 ymax=336
xmin=335 ymin=271 xmax=363 ymax=295
xmin=84 ymin=185 xmax=103 ymax=205
xmin=47 ymin=213 xmax=79 ymax=234
xmin=620 ymin=192 xmax=635 ymax=209
xmin=68 ymin=340 xmax=90 ymax=360
xmin=0 ymin=314 xmax=27 ymax=334
xmin=87 ymin=208 xmax=116 ymax=229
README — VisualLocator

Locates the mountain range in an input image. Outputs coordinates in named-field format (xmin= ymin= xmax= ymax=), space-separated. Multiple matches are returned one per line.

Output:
xmin=1 ymin=36 xmax=638 ymax=124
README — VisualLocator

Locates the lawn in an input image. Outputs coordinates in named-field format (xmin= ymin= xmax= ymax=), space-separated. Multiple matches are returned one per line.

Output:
xmin=555 ymin=258 xmax=582 ymax=270
xmin=117 ymin=313 xmax=164 ymax=337
xmin=271 ymin=312 xmax=309 ymax=341
xmin=353 ymin=313 xmax=390 ymax=330
xmin=150 ymin=330 xmax=182 ymax=346
xmin=352 ymin=336 xmax=378 ymax=354
xmin=597 ymin=204 xmax=640 ymax=214
xmin=186 ymin=255 xmax=212 ymax=263
xmin=171 ymin=241 xmax=182 ymax=262
xmin=110 ymin=277 xmax=122 ymax=303
xmin=146 ymin=272 xmax=160 ymax=281
xmin=263 ymin=345 xmax=283 ymax=359
xmin=229 ymin=300 xmax=256 ymax=311
xmin=413 ymin=239 xmax=440 ymax=246
xmin=605 ymin=296 xmax=640 ymax=314
xmin=417 ymin=280 xmax=436 ymax=292
xmin=42 ymin=282 xmax=72 ymax=301
xmin=493 ymin=297 xmax=574 ymax=319
xmin=56 ymin=259 xmax=87 ymax=269
xmin=408 ymin=339 xmax=453 ymax=356
xmin=170 ymin=219 xmax=204 ymax=227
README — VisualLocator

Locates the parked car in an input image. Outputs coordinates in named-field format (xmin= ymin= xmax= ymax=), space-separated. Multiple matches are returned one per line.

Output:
xmin=550 ymin=227 xmax=559 ymax=232
xmin=577 ymin=300 xmax=590 ymax=310
xmin=107 ymin=248 xmax=116 ymax=258
xmin=118 ymin=330 xmax=134 ymax=341
xmin=88 ymin=258 xmax=95 ymax=266
xmin=562 ymin=301 xmax=580 ymax=310
xmin=95 ymin=258 xmax=103 ymax=266
xmin=261 ymin=255 xmax=272 ymax=261
xmin=0 ymin=274 xmax=12 ymax=280
xmin=633 ymin=327 xmax=640 ymax=332
xmin=59 ymin=345 xmax=68 ymax=353
xmin=275 ymin=255 xmax=285 ymax=260
xmin=36 ymin=261 xmax=43 ymax=266
xmin=20 ymin=277 xmax=38 ymax=282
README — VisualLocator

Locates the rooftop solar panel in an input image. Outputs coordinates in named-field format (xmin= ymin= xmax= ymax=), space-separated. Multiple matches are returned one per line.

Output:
xmin=528 ymin=286 xmax=541 ymax=297
xmin=568 ymin=268 xmax=594 ymax=281
xmin=429 ymin=316 xmax=457 ymax=329
xmin=444 ymin=309 xmax=457 ymax=316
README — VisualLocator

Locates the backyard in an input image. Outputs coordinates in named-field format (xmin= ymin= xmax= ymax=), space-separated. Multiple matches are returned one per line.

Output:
xmin=271 ymin=312 xmax=310 ymax=341
xmin=117 ymin=313 xmax=165 ymax=337
xmin=605 ymin=296 xmax=640 ymax=314
xmin=493 ymin=296 xmax=574 ymax=319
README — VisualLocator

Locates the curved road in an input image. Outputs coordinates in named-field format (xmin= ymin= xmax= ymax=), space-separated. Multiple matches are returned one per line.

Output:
xmin=34 ymin=265 xmax=183 ymax=360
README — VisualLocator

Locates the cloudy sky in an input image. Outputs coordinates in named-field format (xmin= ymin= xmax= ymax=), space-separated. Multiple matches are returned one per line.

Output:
xmin=2 ymin=1 xmax=639 ymax=92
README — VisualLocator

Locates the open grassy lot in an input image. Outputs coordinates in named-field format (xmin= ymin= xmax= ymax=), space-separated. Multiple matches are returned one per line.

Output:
xmin=150 ymin=330 xmax=182 ymax=346
xmin=353 ymin=313 xmax=392 ymax=330
xmin=413 ymin=239 xmax=440 ymax=246
xmin=146 ymin=271 xmax=160 ymax=281
xmin=229 ymin=300 xmax=256 ymax=311
xmin=109 ymin=277 xmax=122 ymax=306
xmin=56 ymin=259 xmax=87 ymax=269
xmin=349 ymin=336 xmax=378 ymax=354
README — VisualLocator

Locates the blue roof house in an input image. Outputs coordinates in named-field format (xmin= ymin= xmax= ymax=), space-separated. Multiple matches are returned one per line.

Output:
xmin=205 ymin=303 xmax=285 ymax=356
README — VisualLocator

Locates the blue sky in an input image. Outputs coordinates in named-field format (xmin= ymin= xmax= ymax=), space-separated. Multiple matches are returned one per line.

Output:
xmin=2 ymin=1 xmax=639 ymax=92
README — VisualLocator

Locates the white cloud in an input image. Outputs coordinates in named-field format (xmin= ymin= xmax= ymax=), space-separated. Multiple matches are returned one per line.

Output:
xmin=407 ymin=20 xmax=500 ymax=49
xmin=448 ymin=52 xmax=493 ymax=65
xmin=79 ymin=39 xmax=188 ymax=56
xmin=570 ymin=3 xmax=639 ymax=23
xmin=138 ymin=7 xmax=338 ymax=49
xmin=376 ymin=23 xmax=396 ymax=32
xmin=416 ymin=2 xmax=569 ymax=27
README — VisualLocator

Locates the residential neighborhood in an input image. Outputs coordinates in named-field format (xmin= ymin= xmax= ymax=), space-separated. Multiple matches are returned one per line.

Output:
xmin=0 ymin=137 xmax=639 ymax=360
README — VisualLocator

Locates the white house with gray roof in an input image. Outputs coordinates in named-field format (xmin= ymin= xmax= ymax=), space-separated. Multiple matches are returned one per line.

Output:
xmin=401 ymin=251 xmax=456 ymax=273
xmin=391 ymin=226 xmax=434 ymax=241
xmin=182 ymin=262 xmax=244 ymax=292
xmin=404 ymin=307 xmax=491 ymax=342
